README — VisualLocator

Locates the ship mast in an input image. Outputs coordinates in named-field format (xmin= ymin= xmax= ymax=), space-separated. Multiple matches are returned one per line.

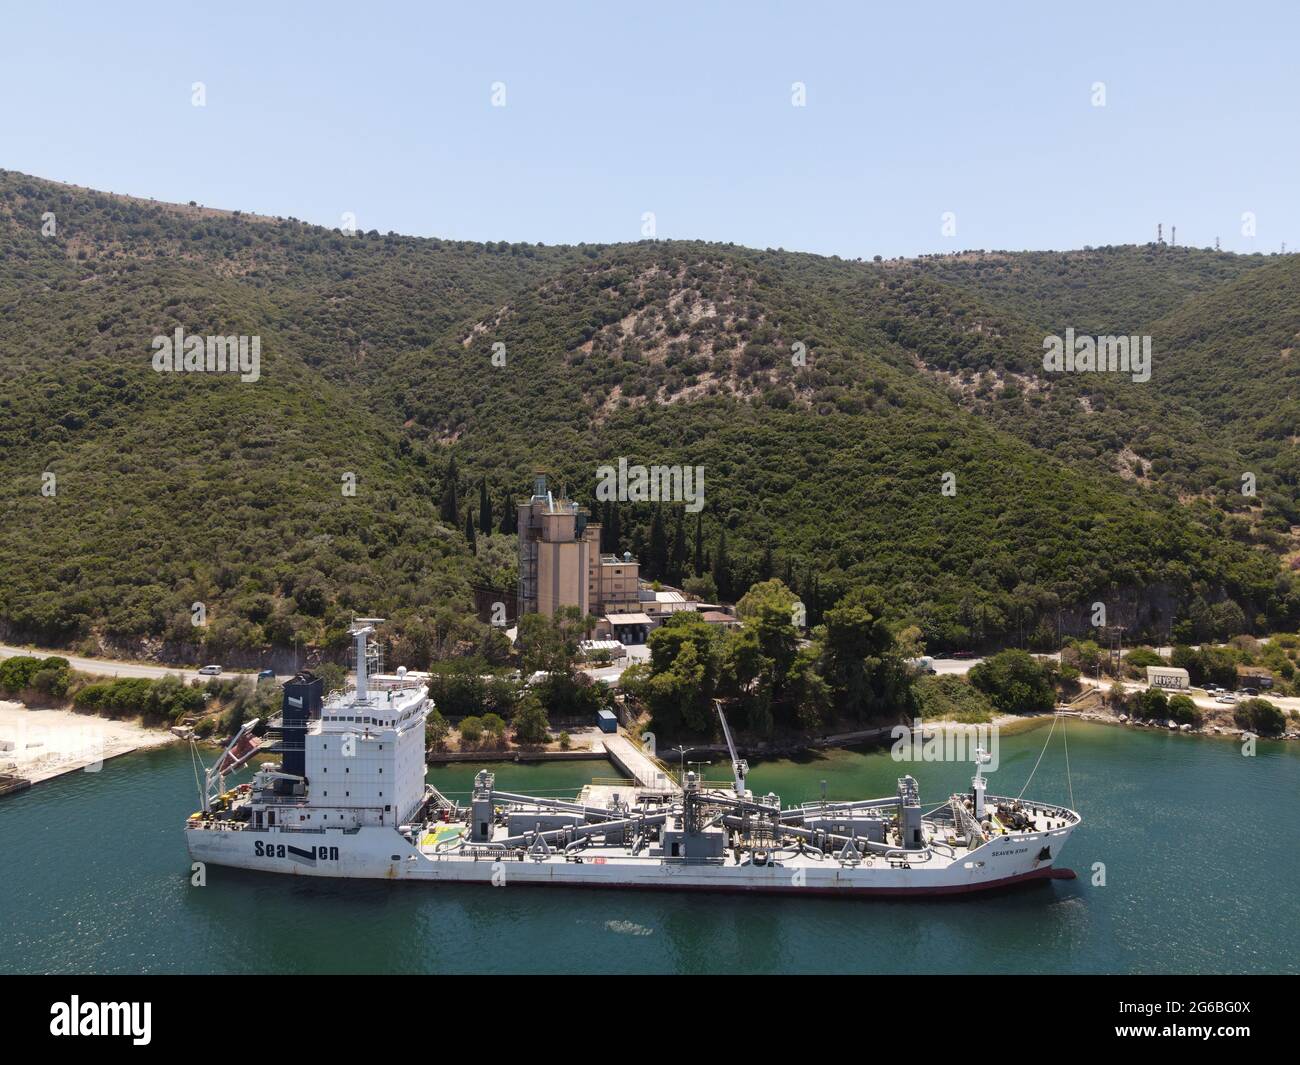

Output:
xmin=351 ymin=617 xmax=385 ymax=703
xmin=972 ymin=745 xmax=991 ymax=819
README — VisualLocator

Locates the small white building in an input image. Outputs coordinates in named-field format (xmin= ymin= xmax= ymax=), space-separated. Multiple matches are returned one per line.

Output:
xmin=579 ymin=639 xmax=627 ymax=661
xmin=1146 ymin=666 xmax=1189 ymax=691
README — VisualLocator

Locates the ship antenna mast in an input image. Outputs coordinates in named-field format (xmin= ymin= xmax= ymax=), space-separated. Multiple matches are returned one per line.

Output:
xmin=972 ymin=745 xmax=991 ymax=819
xmin=351 ymin=617 xmax=385 ymax=703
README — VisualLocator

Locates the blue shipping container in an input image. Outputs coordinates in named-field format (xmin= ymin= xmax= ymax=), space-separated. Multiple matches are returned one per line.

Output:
xmin=597 ymin=709 xmax=618 ymax=733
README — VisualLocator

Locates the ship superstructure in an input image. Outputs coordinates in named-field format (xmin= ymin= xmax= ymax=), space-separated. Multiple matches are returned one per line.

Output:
xmin=187 ymin=623 xmax=1080 ymax=895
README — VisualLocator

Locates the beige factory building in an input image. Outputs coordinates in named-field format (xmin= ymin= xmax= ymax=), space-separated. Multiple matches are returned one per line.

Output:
xmin=517 ymin=476 xmax=644 ymax=629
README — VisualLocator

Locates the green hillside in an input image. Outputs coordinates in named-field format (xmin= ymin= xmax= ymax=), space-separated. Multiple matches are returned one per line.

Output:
xmin=859 ymin=254 xmax=1297 ymax=540
xmin=389 ymin=242 xmax=1293 ymax=644
xmin=0 ymin=171 xmax=1296 ymax=661
xmin=903 ymin=245 xmax=1271 ymax=335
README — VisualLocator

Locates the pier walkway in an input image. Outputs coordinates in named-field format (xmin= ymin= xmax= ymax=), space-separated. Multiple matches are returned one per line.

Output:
xmin=598 ymin=732 xmax=680 ymax=794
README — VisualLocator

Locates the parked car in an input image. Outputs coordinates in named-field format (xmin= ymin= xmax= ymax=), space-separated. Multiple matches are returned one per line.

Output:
xmin=1215 ymin=693 xmax=1238 ymax=704
xmin=951 ymin=650 xmax=975 ymax=660
xmin=198 ymin=664 xmax=222 ymax=676
xmin=1239 ymin=687 xmax=1259 ymax=697
xmin=257 ymin=669 xmax=276 ymax=682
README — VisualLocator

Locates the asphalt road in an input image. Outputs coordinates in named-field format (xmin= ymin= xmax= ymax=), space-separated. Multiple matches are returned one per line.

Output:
xmin=930 ymin=657 xmax=985 ymax=675
xmin=1081 ymin=674 xmax=1300 ymax=715
xmin=0 ymin=644 xmax=276 ymax=685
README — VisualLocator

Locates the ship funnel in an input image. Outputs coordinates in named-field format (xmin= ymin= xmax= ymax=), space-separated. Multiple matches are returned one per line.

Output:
xmin=276 ymin=675 xmax=322 ymax=779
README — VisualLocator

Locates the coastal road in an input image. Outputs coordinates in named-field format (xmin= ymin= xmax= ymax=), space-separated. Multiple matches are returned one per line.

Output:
xmin=1080 ymin=675 xmax=1300 ymax=716
xmin=930 ymin=657 xmax=985 ymax=675
xmin=0 ymin=644 xmax=275 ymax=685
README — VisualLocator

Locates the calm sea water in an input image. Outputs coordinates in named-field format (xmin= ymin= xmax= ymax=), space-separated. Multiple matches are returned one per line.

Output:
xmin=1 ymin=721 xmax=1295 ymax=974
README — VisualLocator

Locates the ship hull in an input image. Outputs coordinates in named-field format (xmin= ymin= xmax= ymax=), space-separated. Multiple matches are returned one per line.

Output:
xmin=186 ymin=823 xmax=1076 ymax=897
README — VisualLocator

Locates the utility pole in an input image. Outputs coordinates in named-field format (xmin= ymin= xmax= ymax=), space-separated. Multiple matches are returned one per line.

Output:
xmin=1157 ymin=223 xmax=1163 ymax=244
xmin=670 ymin=746 xmax=694 ymax=785
xmin=1105 ymin=624 xmax=1124 ymax=678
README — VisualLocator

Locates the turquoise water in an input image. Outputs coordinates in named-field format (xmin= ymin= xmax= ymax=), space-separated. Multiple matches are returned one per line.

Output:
xmin=1 ymin=721 xmax=1296 ymax=974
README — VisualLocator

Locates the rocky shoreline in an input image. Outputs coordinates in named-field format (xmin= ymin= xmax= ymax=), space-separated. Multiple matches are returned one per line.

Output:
xmin=1067 ymin=708 xmax=1298 ymax=741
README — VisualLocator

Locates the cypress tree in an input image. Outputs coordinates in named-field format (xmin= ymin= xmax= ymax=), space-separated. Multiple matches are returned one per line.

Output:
xmin=607 ymin=503 xmax=622 ymax=556
xmin=693 ymin=512 xmax=704 ymax=576
xmin=649 ymin=506 xmax=667 ymax=579
xmin=479 ymin=479 xmax=493 ymax=535
xmin=712 ymin=529 xmax=732 ymax=602
xmin=669 ymin=511 xmax=687 ymax=586
xmin=464 ymin=509 xmax=477 ymax=553
xmin=498 ymin=493 xmax=515 ymax=535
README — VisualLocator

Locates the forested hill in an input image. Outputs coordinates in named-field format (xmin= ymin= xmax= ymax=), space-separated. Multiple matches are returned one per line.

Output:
xmin=902 ymin=245 xmax=1271 ymax=336
xmin=0 ymin=169 xmax=1295 ymax=662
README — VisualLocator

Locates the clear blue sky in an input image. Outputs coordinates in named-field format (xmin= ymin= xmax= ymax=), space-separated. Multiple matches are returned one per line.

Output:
xmin=3 ymin=1 xmax=1296 ymax=258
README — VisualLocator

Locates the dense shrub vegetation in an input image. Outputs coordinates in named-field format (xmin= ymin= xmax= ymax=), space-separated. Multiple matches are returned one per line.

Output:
xmin=1 ymin=170 xmax=1297 ymax=669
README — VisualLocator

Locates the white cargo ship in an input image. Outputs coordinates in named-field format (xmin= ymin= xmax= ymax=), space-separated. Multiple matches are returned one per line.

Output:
xmin=186 ymin=622 xmax=1080 ymax=895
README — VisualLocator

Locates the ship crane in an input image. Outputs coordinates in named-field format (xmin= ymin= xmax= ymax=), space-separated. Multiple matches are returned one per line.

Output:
xmin=715 ymin=701 xmax=748 ymax=798
xmin=195 ymin=717 xmax=261 ymax=812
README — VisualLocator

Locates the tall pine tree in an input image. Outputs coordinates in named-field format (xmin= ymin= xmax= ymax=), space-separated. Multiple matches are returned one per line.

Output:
xmin=669 ymin=511 xmax=687 ymax=586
